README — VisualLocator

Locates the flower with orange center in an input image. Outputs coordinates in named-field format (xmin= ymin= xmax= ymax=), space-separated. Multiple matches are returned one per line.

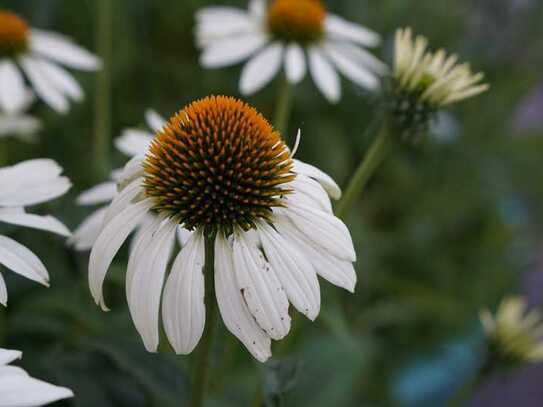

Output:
xmin=0 ymin=11 xmax=29 ymax=57
xmin=88 ymin=96 xmax=357 ymax=362
xmin=0 ymin=9 xmax=100 ymax=115
xmin=196 ymin=0 xmax=386 ymax=103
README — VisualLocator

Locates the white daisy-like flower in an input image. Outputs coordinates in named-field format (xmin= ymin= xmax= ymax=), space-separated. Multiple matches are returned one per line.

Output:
xmin=196 ymin=0 xmax=386 ymax=103
xmin=480 ymin=296 xmax=543 ymax=364
xmin=0 ymin=348 xmax=73 ymax=406
xmin=0 ymin=9 xmax=101 ymax=114
xmin=71 ymin=110 xmax=165 ymax=251
xmin=88 ymin=96 xmax=356 ymax=362
xmin=0 ymin=159 xmax=71 ymax=305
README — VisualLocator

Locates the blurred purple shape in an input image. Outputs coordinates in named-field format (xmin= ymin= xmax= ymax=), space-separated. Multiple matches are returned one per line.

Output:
xmin=512 ymin=84 xmax=543 ymax=134
xmin=522 ymin=251 xmax=543 ymax=307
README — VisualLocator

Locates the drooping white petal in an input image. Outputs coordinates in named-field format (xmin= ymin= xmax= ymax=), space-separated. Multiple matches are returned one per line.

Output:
xmin=324 ymin=15 xmax=380 ymax=47
xmin=195 ymin=7 xmax=257 ymax=48
xmin=100 ymin=178 xmax=143 ymax=230
xmin=232 ymin=231 xmax=290 ymax=340
xmin=115 ymin=129 xmax=154 ymax=157
xmin=19 ymin=56 xmax=69 ymax=113
xmin=70 ymin=207 xmax=107 ymax=251
xmin=127 ymin=217 xmax=177 ymax=352
xmin=30 ymin=29 xmax=101 ymax=70
xmin=200 ymin=33 xmax=268 ymax=68
xmin=285 ymin=195 xmax=356 ymax=261
xmin=0 ymin=114 xmax=41 ymax=139
xmin=284 ymin=43 xmax=306 ymax=84
xmin=249 ymin=0 xmax=266 ymax=20
xmin=0 ymin=208 xmax=71 ymax=237
xmin=322 ymin=42 xmax=379 ymax=90
xmin=293 ymin=159 xmax=341 ymax=200
xmin=0 ymin=349 xmax=21 ymax=365
xmin=214 ymin=234 xmax=271 ymax=362
xmin=162 ymin=231 xmax=206 ymax=355
xmin=308 ymin=47 xmax=341 ymax=103
xmin=240 ymin=42 xmax=284 ymax=95
xmin=88 ymin=198 xmax=153 ymax=311
xmin=145 ymin=109 xmax=166 ymax=133
xmin=329 ymin=41 xmax=389 ymax=76
xmin=77 ymin=182 xmax=117 ymax=206
xmin=0 ymin=273 xmax=7 ymax=307
xmin=116 ymin=157 xmax=145 ymax=191
xmin=0 ymin=235 xmax=49 ymax=286
xmin=177 ymin=226 xmax=193 ymax=248
xmin=0 ymin=60 xmax=27 ymax=114
xmin=30 ymin=59 xmax=83 ymax=103
xmin=274 ymin=215 xmax=356 ymax=292
xmin=258 ymin=222 xmax=320 ymax=321
xmin=288 ymin=174 xmax=333 ymax=213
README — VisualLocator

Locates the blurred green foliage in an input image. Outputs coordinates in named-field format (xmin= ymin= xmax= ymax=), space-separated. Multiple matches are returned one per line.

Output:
xmin=2 ymin=0 xmax=543 ymax=406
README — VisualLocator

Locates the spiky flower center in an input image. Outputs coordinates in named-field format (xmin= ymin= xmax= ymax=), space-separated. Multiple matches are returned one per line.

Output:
xmin=0 ymin=11 xmax=29 ymax=57
xmin=143 ymin=96 xmax=295 ymax=235
xmin=267 ymin=0 xmax=326 ymax=44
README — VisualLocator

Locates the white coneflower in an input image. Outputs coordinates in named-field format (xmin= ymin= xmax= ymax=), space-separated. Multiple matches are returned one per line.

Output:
xmin=71 ymin=110 xmax=166 ymax=251
xmin=389 ymin=27 xmax=488 ymax=139
xmin=0 ymin=9 xmax=101 ymax=114
xmin=89 ymin=96 xmax=356 ymax=362
xmin=0 ymin=348 xmax=73 ymax=406
xmin=0 ymin=159 xmax=71 ymax=305
xmin=196 ymin=0 xmax=386 ymax=103
xmin=480 ymin=296 xmax=543 ymax=364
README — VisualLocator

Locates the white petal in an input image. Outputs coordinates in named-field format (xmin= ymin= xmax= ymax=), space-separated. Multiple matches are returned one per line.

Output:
xmin=289 ymin=174 xmax=332 ymax=213
xmin=0 ymin=349 xmax=21 ymax=365
xmin=285 ymin=196 xmax=356 ymax=261
xmin=0 ymin=114 xmax=41 ymax=139
xmin=293 ymin=159 xmax=341 ymax=200
xmin=19 ymin=56 xmax=69 ymax=113
xmin=70 ymin=207 xmax=107 ymax=251
xmin=162 ymin=231 xmax=206 ymax=355
xmin=200 ymin=33 xmax=268 ymax=68
xmin=30 ymin=29 xmax=101 ymax=70
xmin=329 ymin=41 xmax=389 ymax=75
xmin=232 ymin=232 xmax=290 ymax=340
xmin=249 ymin=0 xmax=266 ymax=20
xmin=214 ymin=234 xmax=271 ymax=362
xmin=115 ymin=129 xmax=154 ymax=157
xmin=324 ymin=15 xmax=380 ymax=47
xmin=77 ymin=182 xmax=117 ymax=206
xmin=145 ymin=109 xmax=166 ymax=133
xmin=0 ymin=235 xmax=49 ymax=286
xmin=308 ymin=47 xmax=341 ymax=103
xmin=195 ymin=7 xmax=257 ymax=48
xmin=88 ymin=198 xmax=153 ymax=310
xmin=0 ymin=208 xmax=71 ymax=237
xmin=31 ymin=59 xmax=84 ymax=101
xmin=0 ymin=60 xmax=27 ymax=114
xmin=0 ymin=373 xmax=73 ymax=406
xmin=116 ymin=157 xmax=145 ymax=191
xmin=127 ymin=218 xmax=177 ymax=352
xmin=275 ymin=216 xmax=356 ymax=292
xmin=240 ymin=42 xmax=284 ymax=95
xmin=177 ymin=226 xmax=193 ymax=248
xmin=322 ymin=42 xmax=379 ymax=90
xmin=284 ymin=43 xmax=306 ymax=84
xmin=0 ymin=273 xmax=6 ymax=307
xmin=258 ymin=223 xmax=320 ymax=320
xmin=100 ymin=178 xmax=143 ymax=230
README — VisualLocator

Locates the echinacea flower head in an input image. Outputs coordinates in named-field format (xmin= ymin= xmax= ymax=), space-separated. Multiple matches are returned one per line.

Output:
xmin=388 ymin=27 xmax=489 ymax=141
xmin=196 ymin=0 xmax=386 ymax=103
xmin=0 ymin=348 xmax=73 ymax=406
xmin=89 ymin=95 xmax=357 ymax=362
xmin=480 ymin=296 xmax=543 ymax=365
xmin=0 ymin=9 xmax=101 ymax=114
xmin=0 ymin=159 xmax=71 ymax=306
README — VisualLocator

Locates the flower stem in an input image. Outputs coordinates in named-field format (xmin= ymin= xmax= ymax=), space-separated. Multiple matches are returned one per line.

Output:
xmin=447 ymin=352 xmax=495 ymax=407
xmin=191 ymin=234 xmax=218 ymax=407
xmin=0 ymin=139 xmax=7 ymax=167
xmin=336 ymin=121 xmax=392 ymax=220
xmin=93 ymin=0 xmax=113 ymax=178
xmin=273 ymin=75 xmax=291 ymax=137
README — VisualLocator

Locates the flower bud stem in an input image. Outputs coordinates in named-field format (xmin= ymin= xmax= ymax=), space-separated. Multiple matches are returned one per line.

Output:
xmin=273 ymin=75 xmax=291 ymax=137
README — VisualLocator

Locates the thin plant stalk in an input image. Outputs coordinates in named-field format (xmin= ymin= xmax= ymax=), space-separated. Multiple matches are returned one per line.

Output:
xmin=336 ymin=121 xmax=392 ymax=220
xmin=191 ymin=234 xmax=218 ymax=407
xmin=273 ymin=75 xmax=291 ymax=137
xmin=93 ymin=0 xmax=113 ymax=178
xmin=0 ymin=139 xmax=7 ymax=167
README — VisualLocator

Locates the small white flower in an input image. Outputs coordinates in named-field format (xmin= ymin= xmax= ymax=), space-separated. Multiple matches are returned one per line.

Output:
xmin=88 ymin=96 xmax=356 ymax=362
xmin=0 ymin=159 xmax=71 ymax=306
xmin=195 ymin=0 xmax=386 ymax=103
xmin=71 ymin=110 xmax=165 ymax=251
xmin=0 ymin=9 xmax=101 ymax=114
xmin=481 ymin=296 xmax=543 ymax=364
xmin=0 ymin=347 xmax=73 ymax=406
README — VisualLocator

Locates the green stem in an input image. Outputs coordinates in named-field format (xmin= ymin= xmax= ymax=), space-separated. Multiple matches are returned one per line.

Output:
xmin=0 ymin=138 xmax=7 ymax=167
xmin=93 ymin=0 xmax=113 ymax=178
xmin=191 ymin=234 xmax=218 ymax=407
xmin=336 ymin=122 xmax=392 ymax=220
xmin=273 ymin=75 xmax=291 ymax=137
xmin=447 ymin=352 xmax=495 ymax=407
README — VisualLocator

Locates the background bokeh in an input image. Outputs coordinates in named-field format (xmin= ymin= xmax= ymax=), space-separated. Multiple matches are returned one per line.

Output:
xmin=2 ymin=0 xmax=543 ymax=406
